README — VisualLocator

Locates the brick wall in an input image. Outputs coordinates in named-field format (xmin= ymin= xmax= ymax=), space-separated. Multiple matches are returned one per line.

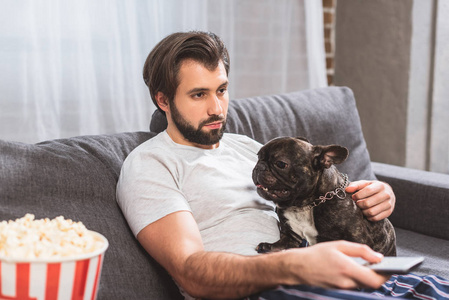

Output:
xmin=323 ymin=0 xmax=336 ymax=85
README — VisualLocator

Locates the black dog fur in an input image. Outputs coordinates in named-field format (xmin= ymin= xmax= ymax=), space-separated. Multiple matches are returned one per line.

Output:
xmin=252 ymin=137 xmax=396 ymax=256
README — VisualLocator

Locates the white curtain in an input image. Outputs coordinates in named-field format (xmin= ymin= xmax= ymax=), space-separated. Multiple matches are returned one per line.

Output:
xmin=0 ymin=0 xmax=326 ymax=143
xmin=406 ymin=0 xmax=449 ymax=174
xmin=429 ymin=1 xmax=449 ymax=174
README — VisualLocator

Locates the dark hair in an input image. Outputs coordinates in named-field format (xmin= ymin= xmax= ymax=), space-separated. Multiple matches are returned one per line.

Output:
xmin=143 ymin=31 xmax=230 ymax=113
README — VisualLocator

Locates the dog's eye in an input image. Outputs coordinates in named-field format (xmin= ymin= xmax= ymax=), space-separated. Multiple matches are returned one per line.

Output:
xmin=275 ymin=161 xmax=288 ymax=169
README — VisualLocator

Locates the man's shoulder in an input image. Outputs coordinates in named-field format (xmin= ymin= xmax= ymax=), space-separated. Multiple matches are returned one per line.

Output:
xmin=223 ymin=133 xmax=259 ymax=143
xmin=125 ymin=131 xmax=172 ymax=162
xmin=222 ymin=133 xmax=262 ymax=153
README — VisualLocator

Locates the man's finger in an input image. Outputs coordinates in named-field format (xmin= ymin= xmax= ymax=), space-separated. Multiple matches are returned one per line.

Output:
xmin=351 ymin=182 xmax=384 ymax=201
xmin=335 ymin=241 xmax=383 ymax=262
xmin=345 ymin=180 xmax=371 ymax=193
xmin=333 ymin=242 xmax=388 ymax=289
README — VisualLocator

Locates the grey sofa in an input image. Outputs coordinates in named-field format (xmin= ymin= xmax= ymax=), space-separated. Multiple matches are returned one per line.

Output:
xmin=1 ymin=86 xmax=448 ymax=299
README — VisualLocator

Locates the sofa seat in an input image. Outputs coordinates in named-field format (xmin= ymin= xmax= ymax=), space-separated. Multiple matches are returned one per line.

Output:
xmin=396 ymin=228 xmax=449 ymax=278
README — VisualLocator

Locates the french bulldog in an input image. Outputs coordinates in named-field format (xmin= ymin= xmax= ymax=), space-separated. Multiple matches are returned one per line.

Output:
xmin=252 ymin=137 xmax=396 ymax=256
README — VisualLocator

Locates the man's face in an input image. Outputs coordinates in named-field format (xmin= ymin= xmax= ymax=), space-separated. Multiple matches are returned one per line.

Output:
xmin=166 ymin=59 xmax=229 ymax=148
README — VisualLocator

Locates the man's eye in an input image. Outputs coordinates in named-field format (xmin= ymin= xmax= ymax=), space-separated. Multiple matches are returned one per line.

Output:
xmin=218 ymin=88 xmax=227 ymax=95
xmin=275 ymin=161 xmax=288 ymax=169
xmin=192 ymin=92 xmax=205 ymax=99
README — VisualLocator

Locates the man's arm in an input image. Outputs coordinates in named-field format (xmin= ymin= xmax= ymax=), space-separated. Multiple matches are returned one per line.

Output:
xmin=138 ymin=211 xmax=389 ymax=299
xmin=346 ymin=181 xmax=396 ymax=221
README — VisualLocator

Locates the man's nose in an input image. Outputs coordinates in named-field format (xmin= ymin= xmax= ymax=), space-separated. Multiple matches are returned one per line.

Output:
xmin=207 ymin=95 xmax=223 ymax=116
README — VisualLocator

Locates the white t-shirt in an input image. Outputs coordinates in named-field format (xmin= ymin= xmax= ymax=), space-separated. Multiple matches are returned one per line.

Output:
xmin=116 ymin=131 xmax=279 ymax=255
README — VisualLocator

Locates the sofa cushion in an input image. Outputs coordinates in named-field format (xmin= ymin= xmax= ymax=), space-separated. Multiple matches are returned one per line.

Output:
xmin=396 ymin=228 xmax=449 ymax=278
xmin=150 ymin=86 xmax=376 ymax=181
xmin=0 ymin=132 xmax=182 ymax=300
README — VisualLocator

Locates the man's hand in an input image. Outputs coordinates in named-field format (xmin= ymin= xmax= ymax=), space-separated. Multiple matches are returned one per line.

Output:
xmin=287 ymin=241 xmax=389 ymax=290
xmin=345 ymin=180 xmax=395 ymax=221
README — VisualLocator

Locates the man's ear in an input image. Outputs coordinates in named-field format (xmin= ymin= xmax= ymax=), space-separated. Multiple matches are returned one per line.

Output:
xmin=312 ymin=145 xmax=349 ymax=169
xmin=155 ymin=91 xmax=170 ymax=113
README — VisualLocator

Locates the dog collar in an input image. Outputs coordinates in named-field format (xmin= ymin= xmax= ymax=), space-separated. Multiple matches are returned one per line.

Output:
xmin=306 ymin=173 xmax=349 ymax=210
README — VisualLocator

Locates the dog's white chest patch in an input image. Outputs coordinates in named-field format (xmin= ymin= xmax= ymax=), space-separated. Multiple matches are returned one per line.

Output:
xmin=283 ymin=207 xmax=318 ymax=245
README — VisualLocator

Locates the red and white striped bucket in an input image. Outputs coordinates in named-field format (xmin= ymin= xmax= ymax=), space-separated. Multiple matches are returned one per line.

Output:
xmin=0 ymin=231 xmax=108 ymax=300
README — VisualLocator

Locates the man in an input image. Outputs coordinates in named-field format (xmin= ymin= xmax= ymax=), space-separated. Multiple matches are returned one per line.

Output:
xmin=116 ymin=31 xmax=440 ymax=299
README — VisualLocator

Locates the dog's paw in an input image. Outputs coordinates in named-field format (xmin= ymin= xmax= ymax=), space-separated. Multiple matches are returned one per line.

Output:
xmin=256 ymin=242 xmax=273 ymax=253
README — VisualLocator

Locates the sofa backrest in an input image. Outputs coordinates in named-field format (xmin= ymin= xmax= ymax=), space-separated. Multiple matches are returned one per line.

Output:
xmin=0 ymin=132 xmax=183 ymax=300
xmin=0 ymin=86 xmax=375 ymax=300
xmin=151 ymin=86 xmax=375 ymax=181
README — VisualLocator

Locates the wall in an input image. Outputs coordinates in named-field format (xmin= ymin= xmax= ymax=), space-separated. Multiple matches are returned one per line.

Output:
xmin=334 ymin=0 xmax=449 ymax=174
xmin=323 ymin=0 xmax=336 ymax=85
xmin=333 ymin=0 xmax=413 ymax=166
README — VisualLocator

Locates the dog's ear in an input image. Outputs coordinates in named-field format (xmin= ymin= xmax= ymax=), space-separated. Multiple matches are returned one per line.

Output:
xmin=312 ymin=145 xmax=349 ymax=169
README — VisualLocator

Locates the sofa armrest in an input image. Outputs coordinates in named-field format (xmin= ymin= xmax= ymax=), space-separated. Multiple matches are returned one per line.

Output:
xmin=372 ymin=162 xmax=449 ymax=241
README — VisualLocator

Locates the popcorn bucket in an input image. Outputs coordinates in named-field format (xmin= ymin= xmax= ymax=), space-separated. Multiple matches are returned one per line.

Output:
xmin=0 ymin=231 xmax=108 ymax=300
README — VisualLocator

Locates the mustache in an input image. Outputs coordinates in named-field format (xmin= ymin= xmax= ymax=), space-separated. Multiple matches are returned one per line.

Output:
xmin=199 ymin=114 xmax=226 ymax=128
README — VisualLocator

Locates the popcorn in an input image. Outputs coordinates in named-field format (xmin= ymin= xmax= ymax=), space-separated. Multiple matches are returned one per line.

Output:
xmin=0 ymin=214 xmax=105 ymax=259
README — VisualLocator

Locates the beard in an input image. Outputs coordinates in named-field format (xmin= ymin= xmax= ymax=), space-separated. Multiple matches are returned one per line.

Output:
xmin=170 ymin=102 xmax=226 ymax=146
